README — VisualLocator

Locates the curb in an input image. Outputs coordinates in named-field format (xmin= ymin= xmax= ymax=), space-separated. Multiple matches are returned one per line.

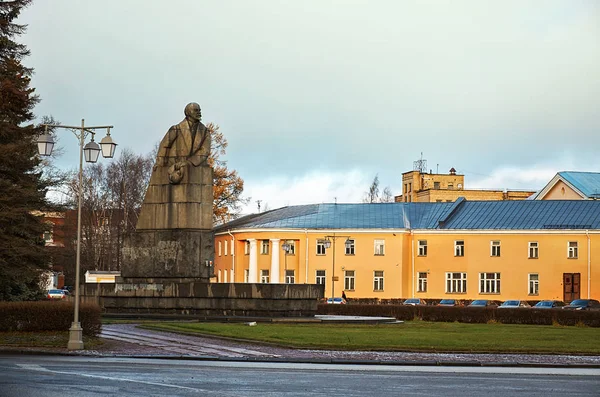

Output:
xmin=2 ymin=348 xmax=600 ymax=368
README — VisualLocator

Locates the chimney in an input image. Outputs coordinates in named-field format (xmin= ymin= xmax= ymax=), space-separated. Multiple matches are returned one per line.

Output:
xmin=449 ymin=167 xmax=456 ymax=175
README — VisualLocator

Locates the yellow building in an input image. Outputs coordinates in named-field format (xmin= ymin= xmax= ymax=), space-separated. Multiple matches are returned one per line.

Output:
xmin=533 ymin=171 xmax=600 ymax=200
xmin=213 ymin=200 xmax=600 ymax=302
xmin=395 ymin=168 xmax=535 ymax=203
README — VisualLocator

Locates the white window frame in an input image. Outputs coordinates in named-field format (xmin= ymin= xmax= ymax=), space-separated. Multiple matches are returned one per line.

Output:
xmin=373 ymin=271 xmax=384 ymax=291
xmin=224 ymin=240 xmax=228 ymax=256
xmin=417 ymin=272 xmax=428 ymax=292
xmin=418 ymin=240 xmax=427 ymax=256
xmin=316 ymin=270 xmax=326 ymax=285
xmin=344 ymin=270 xmax=355 ymax=291
xmin=345 ymin=239 xmax=355 ymax=255
xmin=261 ymin=240 xmax=269 ymax=255
xmin=260 ymin=269 xmax=269 ymax=284
xmin=491 ymin=241 xmax=501 ymax=257
xmin=374 ymin=240 xmax=385 ymax=256
xmin=528 ymin=273 xmax=539 ymax=295
xmin=454 ymin=240 xmax=464 ymax=257
xmin=316 ymin=240 xmax=326 ymax=255
xmin=568 ymin=241 xmax=578 ymax=259
xmin=445 ymin=272 xmax=467 ymax=294
xmin=218 ymin=269 xmax=222 ymax=283
xmin=218 ymin=241 xmax=222 ymax=256
xmin=528 ymin=241 xmax=538 ymax=259
xmin=285 ymin=240 xmax=296 ymax=255
xmin=479 ymin=272 xmax=501 ymax=294
xmin=285 ymin=269 xmax=295 ymax=284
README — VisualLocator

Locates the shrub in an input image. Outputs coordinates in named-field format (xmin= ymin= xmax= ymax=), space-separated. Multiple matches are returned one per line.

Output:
xmin=0 ymin=301 xmax=102 ymax=336
xmin=316 ymin=304 xmax=600 ymax=327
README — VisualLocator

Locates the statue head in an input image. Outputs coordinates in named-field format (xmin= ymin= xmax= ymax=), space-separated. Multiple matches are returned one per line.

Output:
xmin=184 ymin=102 xmax=202 ymax=122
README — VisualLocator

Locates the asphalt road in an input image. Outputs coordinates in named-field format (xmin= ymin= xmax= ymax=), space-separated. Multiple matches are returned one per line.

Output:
xmin=1 ymin=355 xmax=599 ymax=397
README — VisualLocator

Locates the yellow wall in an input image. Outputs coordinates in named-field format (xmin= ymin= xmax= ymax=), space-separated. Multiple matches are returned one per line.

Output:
xmin=542 ymin=180 xmax=584 ymax=200
xmin=214 ymin=230 xmax=599 ymax=301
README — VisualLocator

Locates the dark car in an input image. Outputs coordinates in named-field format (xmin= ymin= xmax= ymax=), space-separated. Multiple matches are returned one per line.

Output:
xmin=438 ymin=299 xmax=461 ymax=306
xmin=403 ymin=298 xmax=426 ymax=306
xmin=533 ymin=300 xmax=565 ymax=309
xmin=499 ymin=300 xmax=531 ymax=308
xmin=468 ymin=299 xmax=497 ymax=308
xmin=563 ymin=299 xmax=600 ymax=311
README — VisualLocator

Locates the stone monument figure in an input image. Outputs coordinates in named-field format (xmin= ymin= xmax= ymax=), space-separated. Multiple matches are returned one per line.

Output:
xmin=120 ymin=103 xmax=214 ymax=282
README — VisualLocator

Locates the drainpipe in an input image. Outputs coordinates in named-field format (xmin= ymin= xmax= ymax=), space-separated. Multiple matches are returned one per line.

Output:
xmin=305 ymin=229 xmax=309 ymax=283
xmin=411 ymin=230 xmax=416 ymax=298
xmin=586 ymin=230 xmax=591 ymax=299
xmin=227 ymin=230 xmax=235 ymax=283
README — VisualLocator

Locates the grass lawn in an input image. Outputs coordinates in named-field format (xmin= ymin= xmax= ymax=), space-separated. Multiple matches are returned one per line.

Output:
xmin=0 ymin=331 xmax=103 ymax=349
xmin=139 ymin=321 xmax=600 ymax=354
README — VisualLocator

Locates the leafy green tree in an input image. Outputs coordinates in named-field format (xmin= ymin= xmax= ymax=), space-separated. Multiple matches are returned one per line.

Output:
xmin=0 ymin=0 xmax=51 ymax=300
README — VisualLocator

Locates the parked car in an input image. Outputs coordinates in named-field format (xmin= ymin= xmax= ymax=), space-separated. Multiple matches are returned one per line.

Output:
xmin=499 ymin=300 xmax=531 ymax=308
xmin=533 ymin=300 xmax=565 ymax=309
xmin=326 ymin=297 xmax=346 ymax=304
xmin=47 ymin=289 xmax=67 ymax=300
xmin=438 ymin=299 xmax=461 ymax=306
xmin=563 ymin=299 xmax=600 ymax=311
xmin=468 ymin=299 xmax=497 ymax=308
xmin=403 ymin=298 xmax=426 ymax=306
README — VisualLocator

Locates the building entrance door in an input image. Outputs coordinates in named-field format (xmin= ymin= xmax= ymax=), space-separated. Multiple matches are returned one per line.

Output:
xmin=563 ymin=273 xmax=580 ymax=302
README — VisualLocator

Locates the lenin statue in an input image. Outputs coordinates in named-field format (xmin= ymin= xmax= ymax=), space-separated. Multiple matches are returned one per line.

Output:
xmin=121 ymin=103 xmax=214 ymax=282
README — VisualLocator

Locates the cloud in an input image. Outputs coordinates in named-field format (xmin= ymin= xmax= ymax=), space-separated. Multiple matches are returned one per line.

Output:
xmin=241 ymin=169 xmax=371 ymax=213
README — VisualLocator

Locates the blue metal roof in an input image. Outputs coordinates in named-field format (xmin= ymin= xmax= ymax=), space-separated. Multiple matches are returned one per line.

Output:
xmin=216 ymin=200 xmax=600 ymax=231
xmin=559 ymin=172 xmax=600 ymax=199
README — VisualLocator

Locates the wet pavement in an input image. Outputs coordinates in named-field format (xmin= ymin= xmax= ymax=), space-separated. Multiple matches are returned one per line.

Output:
xmin=93 ymin=324 xmax=600 ymax=367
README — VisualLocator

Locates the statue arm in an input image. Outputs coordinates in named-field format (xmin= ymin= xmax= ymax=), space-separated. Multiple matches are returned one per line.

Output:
xmin=156 ymin=126 xmax=179 ymax=166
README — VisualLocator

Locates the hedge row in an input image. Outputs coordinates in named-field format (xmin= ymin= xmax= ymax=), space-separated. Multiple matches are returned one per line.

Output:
xmin=0 ymin=301 xmax=102 ymax=336
xmin=317 ymin=304 xmax=600 ymax=327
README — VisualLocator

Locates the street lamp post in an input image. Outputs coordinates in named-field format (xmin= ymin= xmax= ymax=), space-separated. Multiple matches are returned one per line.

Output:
xmin=281 ymin=241 xmax=291 ymax=283
xmin=37 ymin=119 xmax=117 ymax=350
xmin=322 ymin=234 xmax=352 ymax=299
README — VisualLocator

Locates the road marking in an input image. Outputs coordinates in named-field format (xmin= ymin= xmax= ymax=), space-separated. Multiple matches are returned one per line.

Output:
xmin=16 ymin=363 xmax=205 ymax=392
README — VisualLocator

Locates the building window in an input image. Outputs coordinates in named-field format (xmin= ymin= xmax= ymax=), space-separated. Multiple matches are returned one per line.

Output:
xmin=373 ymin=271 xmax=384 ymax=291
xmin=479 ymin=272 xmax=501 ymax=294
xmin=491 ymin=241 xmax=501 ymax=257
xmin=316 ymin=270 xmax=326 ymax=285
xmin=448 ymin=183 xmax=454 ymax=190
xmin=225 ymin=240 xmax=228 ymax=256
xmin=529 ymin=273 xmax=539 ymax=295
xmin=568 ymin=241 xmax=578 ymax=259
xmin=434 ymin=181 xmax=440 ymax=190
xmin=218 ymin=270 xmax=222 ymax=283
xmin=261 ymin=240 xmax=269 ymax=255
xmin=316 ymin=240 xmax=326 ymax=255
xmin=528 ymin=242 xmax=538 ymax=259
xmin=43 ymin=224 xmax=54 ymax=243
xmin=230 ymin=269 xmax=234 ymax=283
xmin=218 ymin=241 xmax=222 ymax=256
xmin=244 ymin=241 xmax=250 ymax=255
xmin=285 ymin=270 xmax=295 ymax=284
xmin=223 ymin=270 xmax=228 ymax=283
xmin=244 ymin=269 xmax=249 ymax=283
xmin=454 ymin=240 xmax=464 ymax=257
xmin=344 ymin=270 xmax=355 ymax=291
xmin=418 ymin=272 xmax=428 ymax=292
xmin=374 ymin=239 xmax=385 ymax=256
xmin=436 ymin=199 xmax=442 ymax=203
xmin=260 ymin=270 xmax=269 ymax=284
xmin=285 ymin=240 xmax=296 ymax=255
xmin=446 ymin=272 xmax=467 ymax=293
xmin=418 ymin=240 xmax=427 ymax=256
xmin=345 ymin=239 xmax=355 ymax=255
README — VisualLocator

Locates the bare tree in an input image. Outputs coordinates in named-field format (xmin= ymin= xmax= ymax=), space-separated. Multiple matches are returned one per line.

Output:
xmin=363 ymin=175 xmax=380 ymax=203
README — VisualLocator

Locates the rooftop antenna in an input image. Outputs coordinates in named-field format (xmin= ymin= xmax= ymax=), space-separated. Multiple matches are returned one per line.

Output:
xmin=413 ymin=152 xmax=427 ymax=173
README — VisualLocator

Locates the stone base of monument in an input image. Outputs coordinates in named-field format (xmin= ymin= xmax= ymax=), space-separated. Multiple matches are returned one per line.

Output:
xmin=80 ymin=282 xmax=324 ymax=317
xmin=121 ymin=230 xmax=214 ymax=282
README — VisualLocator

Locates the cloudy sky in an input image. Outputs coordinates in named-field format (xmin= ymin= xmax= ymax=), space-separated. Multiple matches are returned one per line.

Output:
xmin=19 ymin=1 xmax=600 ymax=213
